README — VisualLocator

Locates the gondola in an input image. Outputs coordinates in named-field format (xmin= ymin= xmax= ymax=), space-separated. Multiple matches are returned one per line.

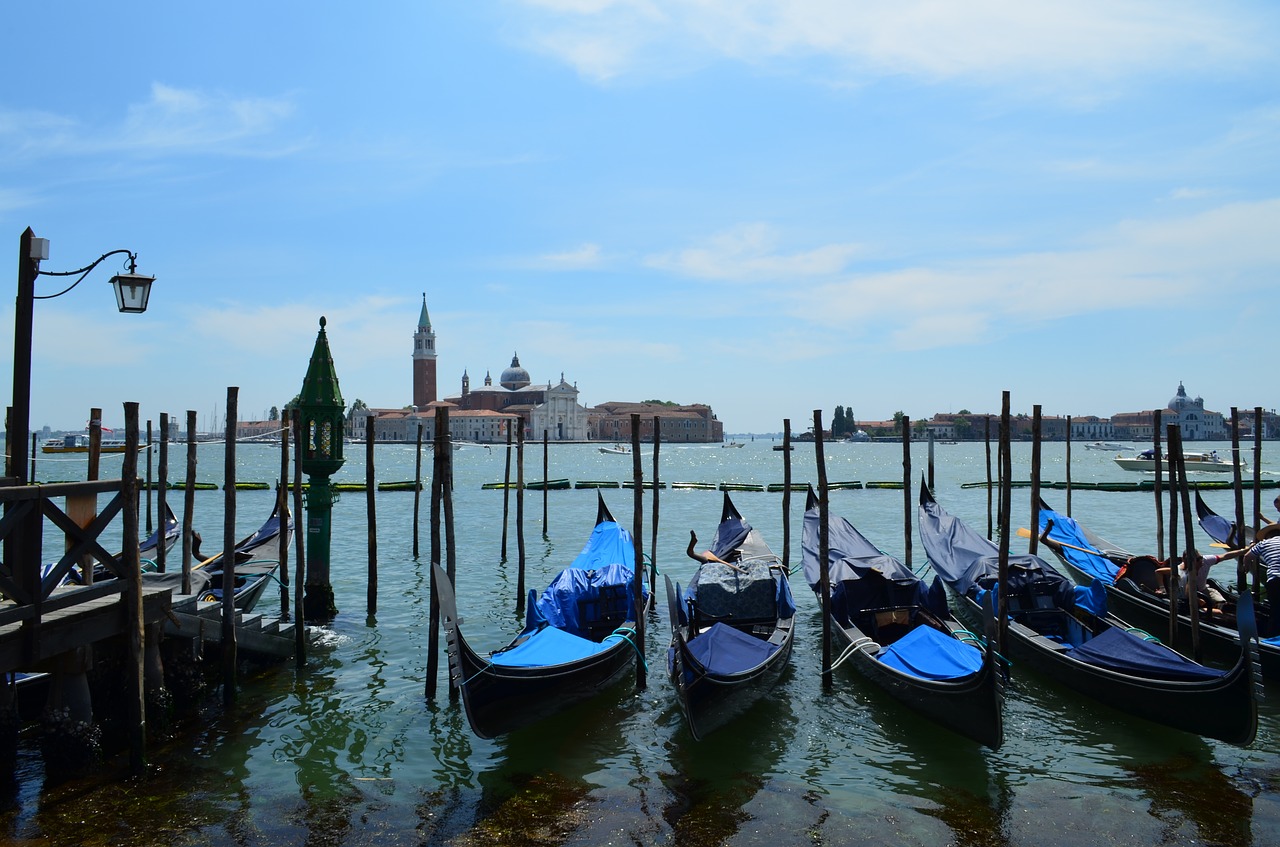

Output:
xmin=434 ymin=494 xmax=649 ymax=739
xmin=195 ymin=500 xmax=292 ymax=613
xmin=1038 ymin=499 xmax=1278 ymax=680
xmin=666 ymin=492 xmax=796 ymax=740
xmin=918 ymin=484 xmax=1256 ymax=745
xmin=42 ymin=503 xmax=182 ymax=589
xmin=800 ymin=488 xmax=1003 ymax=748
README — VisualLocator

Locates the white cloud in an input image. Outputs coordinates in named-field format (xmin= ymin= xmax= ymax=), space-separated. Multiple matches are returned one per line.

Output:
xmin=511 ymin=0 xmax=1269 ymax=87
xmin=0 ymin=83 xmax=299 ymax=160
xmin=646 ymin=223 xmax=861 ymax=281
xmin=538 ymin=243 xmax=606 ymax=269
xmin=786 ymin=198 xmax=1280 ymax=348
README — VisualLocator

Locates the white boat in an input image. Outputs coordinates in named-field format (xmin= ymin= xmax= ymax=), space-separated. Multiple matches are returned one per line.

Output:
xmin=846 ymin=430 xmax=871 ymax=443
xmin=41 ymin=434 xmax=138 ymax=454
xmin=1114 ymin=449 xmax=1245 ymax=474
xmin=1083 ymin=441 xmax=1126 ymax=451
xmin=598 ymin=444 xmax=630 ymax=455
xmin=721 ymin=441 xmax=745 ymax=448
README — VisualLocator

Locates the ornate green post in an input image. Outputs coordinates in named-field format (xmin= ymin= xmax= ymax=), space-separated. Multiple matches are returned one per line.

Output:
xmin=297 ymin=316 xmax=345 ymax=621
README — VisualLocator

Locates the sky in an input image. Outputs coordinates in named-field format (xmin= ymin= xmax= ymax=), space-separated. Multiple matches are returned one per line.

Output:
xmin=2 ymin=1 xmax=1279 ymax=436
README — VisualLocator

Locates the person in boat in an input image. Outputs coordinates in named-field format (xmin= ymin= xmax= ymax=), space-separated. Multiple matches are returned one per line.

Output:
xmin=1243 ymin=523 xmax=1280 ymax=635
xmin=1151 ymin=550 xmax=1236 ymax=615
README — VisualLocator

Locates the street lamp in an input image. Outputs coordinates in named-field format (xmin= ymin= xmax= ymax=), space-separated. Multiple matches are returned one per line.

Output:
xmin=9 ymin=227 xmax=156 ymax=484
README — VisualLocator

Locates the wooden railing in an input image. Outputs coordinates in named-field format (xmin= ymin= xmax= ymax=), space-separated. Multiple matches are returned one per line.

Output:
xmin=0 ymin=478 xmax=135 ymax=641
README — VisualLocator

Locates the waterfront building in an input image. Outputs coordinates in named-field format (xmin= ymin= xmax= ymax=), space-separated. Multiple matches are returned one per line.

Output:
xmin=589 ymin=402 xmax=723 ymax=443
xmin=1111 ymin=382 xmax=1228 ymax=441
xmin=444 ymin=354 xmax=590 ymax=441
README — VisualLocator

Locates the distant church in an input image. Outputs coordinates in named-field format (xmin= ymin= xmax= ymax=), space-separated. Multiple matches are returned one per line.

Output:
xmin=346 ymin=294 xmax=720 ymax=444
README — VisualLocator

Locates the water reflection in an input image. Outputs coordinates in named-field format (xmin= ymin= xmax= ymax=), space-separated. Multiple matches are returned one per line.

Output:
xmin=657 ymin=666 xmax=796 ymax=845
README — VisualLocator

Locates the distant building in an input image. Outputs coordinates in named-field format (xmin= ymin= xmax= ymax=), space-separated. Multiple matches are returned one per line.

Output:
xmin=444 ymin=354 xmax=590 ymax=441
xmin=1111 ymin=382 xmax=1228 ymax=441
xmin=341 ymin=299 xmax=722 ymax=443
xmin=412 ymin=294 xmax=437 ymax=408
xmin=589 ymin=402 xmax=723 ymax=443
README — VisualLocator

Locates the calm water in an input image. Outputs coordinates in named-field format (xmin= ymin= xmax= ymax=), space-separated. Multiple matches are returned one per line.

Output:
xmin=5 ymin=438 xmax=1279 ymax=846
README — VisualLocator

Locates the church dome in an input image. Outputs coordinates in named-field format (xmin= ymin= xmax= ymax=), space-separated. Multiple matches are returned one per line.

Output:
xmin=500 ymin=353 xmax=531 ymax=390
xmin=1170 ymin=381 xmax=1190 ymax=410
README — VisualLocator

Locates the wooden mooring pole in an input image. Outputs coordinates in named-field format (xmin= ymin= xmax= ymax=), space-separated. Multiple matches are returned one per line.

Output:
xmin=366 ymin=417 xmax=377 ymax=616
xmin=182 ymin=410 xmax=197 ymax=595
xmin=145 ymin=419 xmax=153 ymax=535
xmin=443 ymin=412 xmax=458 ymax=700
xmin=292 ymin=415 xmax=307 ymax=667
xmin=781 ymin=419 xmax=792 ymax=572
xmin=1029 ymin=406 xmax=1042 ymax=556
xmin=156 ymin=412 xmax=169 ymax=574
xmin=1153 ymin=411 xmax=1165 ymax=561
xmin=222 ymin=387 xmax=239 ymax=705
xmin=516 ymin=425 xmax=526 ymax=611
xmin=985 ymin=416 xmax=993 ymax=540
xmin=277 ymin=409 xmax=290 ymax=620
xmin=814 ymin=410 xmax=831 ymax=691
xmin=426 ymin=413 xmax=443 ymax=699
xmin=542 ymin=429 xmax=549 ymax=535
xmin=630 ymin=414 xmax=646 ymax=689
xmin=997 ymin=393 xmax=1011 ymax=657
xmin=901 ymin=415 xmax=912 ymax=570
xmin=650 ymin=416 xmax=660 ymax=593
xmin=500 ymin=427 xmax=512 ymax=560
xmin=413 ymin=421 xmax=423 ymax=559
xmin=122 ymin=403 xmax=147 ymax=774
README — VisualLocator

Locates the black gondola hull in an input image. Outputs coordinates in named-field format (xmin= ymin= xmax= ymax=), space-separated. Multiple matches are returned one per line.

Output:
xmin=1055 ymin=555 xmax=1280 ymax=681
xmin=835 ymin=621 xmax=1004 ymax=749
xmin=434 ymin=562 xmax=646 ymax=740
xmin=946 ymin=588 xmax=1257 ymax=746
xmin=667 ymin=621 xmax=794 ymax=741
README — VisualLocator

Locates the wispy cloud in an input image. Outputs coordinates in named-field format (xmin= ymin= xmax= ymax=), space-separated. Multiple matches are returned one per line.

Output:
xmin=537 ymin=243 xmax=606 ymax=269
xmin=646 ymin=223 xmax=861 ymax=281
xmin=786 ymin=198 xmax=1280 ymax=348
xmin=0 ymin=83 xmax=300 ymax=160
xmin=511 ymin=0 xmax=1269 ymax=88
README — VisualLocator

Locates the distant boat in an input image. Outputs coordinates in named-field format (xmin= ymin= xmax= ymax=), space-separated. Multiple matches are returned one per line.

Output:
xmin=41 ymin=434 xmax=139 ymax=454
xmin=599 ymin=444 xmax=630 ymax=455
xmin=1114 ymin=449 xmax=1245 ymax=474
xmin=846 ymin=430 xmax=871 ymax=443
xmin=721 ymin=441 xmax=745 ymax=448
xmin=1082 ymin=441 xmax=1125 ymax=451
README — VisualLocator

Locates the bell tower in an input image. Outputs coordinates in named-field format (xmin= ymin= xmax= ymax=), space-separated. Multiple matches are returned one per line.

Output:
xmin=412 ymin=293 xmax=437 ymax=407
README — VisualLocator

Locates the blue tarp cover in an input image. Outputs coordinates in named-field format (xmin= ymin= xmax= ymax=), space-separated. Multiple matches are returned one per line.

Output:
xmin=1065 ymin=627 xmax=1227 ymax=681
xmin=877 ymin=624 xmax=984 ymax=680
xmin=686 ymin=622 xmax=779 ymax=675
xmin=527 ymin=520 xmax=645 ymax=637
xmin=490 ymin=626 xmax=610 ymax=667
xmin=1038 ymin=509 xmax=1120 ymax=586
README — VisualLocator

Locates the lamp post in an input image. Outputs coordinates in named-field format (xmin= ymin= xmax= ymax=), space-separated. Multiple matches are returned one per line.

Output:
xmin=10 ymin=227 xmax=155 ymax=484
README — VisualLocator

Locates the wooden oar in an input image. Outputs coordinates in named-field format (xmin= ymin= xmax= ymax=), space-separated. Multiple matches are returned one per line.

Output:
xmin=1019 ymin=526 xmax=1246 ymax=560
xmin=1015 ymin=526 xmax=1101 ymax=558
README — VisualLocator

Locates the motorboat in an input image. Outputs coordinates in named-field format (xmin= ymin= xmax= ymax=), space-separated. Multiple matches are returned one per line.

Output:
xmin=1082 ymin=441 xmax=1125 ymax=451
xmin=1113 ymin=449 xmax=1245 ymax=473
xmin=41 ymin=434 xmax=138 ymax=454
xmin=598 ymin=444 xmax=630 ymax=455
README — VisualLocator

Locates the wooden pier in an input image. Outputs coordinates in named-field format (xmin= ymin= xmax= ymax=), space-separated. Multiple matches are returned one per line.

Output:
xmin=0 ymin=472 xmax=295 ymax=771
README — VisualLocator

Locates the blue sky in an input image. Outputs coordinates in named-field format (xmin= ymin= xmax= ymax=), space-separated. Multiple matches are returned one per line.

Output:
xmin=3 ymin=1 xmax=1278 ymax=435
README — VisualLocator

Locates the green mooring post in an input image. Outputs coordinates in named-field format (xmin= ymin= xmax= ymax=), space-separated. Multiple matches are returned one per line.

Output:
xmin=297 ymin=316 xmax=346 ymax=622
